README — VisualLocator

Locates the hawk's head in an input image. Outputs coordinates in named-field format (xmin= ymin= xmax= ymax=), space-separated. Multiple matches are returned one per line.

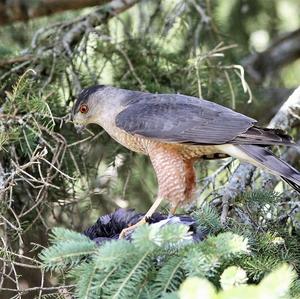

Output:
xmin=72 ymin=85 xmax=107 ymax=132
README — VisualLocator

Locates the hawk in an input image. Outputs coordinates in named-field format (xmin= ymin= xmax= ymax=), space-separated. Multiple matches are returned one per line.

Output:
xmin=72 ymin=85 xmax=300 ymax=236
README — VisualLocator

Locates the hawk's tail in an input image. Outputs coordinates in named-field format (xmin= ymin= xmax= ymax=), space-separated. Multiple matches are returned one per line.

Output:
xmin=218 ymin=144 xmax=300 ymax=193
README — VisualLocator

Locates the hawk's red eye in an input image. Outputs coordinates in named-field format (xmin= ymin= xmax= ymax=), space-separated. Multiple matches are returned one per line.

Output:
xmin=79 ymin=105 xmax=89 ymax=114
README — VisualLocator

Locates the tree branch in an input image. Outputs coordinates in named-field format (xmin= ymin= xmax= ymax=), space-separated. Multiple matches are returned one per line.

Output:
xmin=268 ymin=85 xmax=300 ymax=130
xmin=0 ymin=0 xmax=111 ymax=26
xmin=57 ymin=0 xmax=138 ymax=55
xmin=0 ymin=0 xmax=139 ymax=90
xmin=0 ymin=54 xmax=33 ymax=67
xmin=243 ymin=28 xmax=300 ymax=82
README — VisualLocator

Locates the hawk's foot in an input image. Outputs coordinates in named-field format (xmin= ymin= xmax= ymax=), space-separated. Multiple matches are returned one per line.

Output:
xmin=119 ymin=196 xmax=164 ymax=239
xmin=119 ymin=217 xmax=147 ymax=239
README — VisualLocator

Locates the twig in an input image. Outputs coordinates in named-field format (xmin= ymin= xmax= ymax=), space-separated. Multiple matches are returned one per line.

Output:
xmin=0 ymin=285 xmax=73 ymax=293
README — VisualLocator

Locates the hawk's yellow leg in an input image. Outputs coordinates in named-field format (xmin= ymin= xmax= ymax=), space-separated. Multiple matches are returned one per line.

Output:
xmin=119 ymin=196 xmax=164 ymax=239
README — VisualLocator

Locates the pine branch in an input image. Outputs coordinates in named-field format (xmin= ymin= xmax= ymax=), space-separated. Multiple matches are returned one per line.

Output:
xmin=192 ymin=204 xmax=222 ymax=234
xmin=70 ymin=262 xmax=99 ymax=299
xmin=183 ymin=232 xmax=249 ymax=277
xmin=38 ymin=215 xmax=300 ymax=298
xmin=108 ymin=250 xmax=152 ymax=299
xmin=39 ymin=228 xmax=97 ymax=271
xmin=150 ymin=256 xmax=185 ymax=298
xmin=131 ymin=222 xmax=193 ymax=252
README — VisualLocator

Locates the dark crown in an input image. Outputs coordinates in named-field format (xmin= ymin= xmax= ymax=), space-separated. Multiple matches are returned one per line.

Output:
xmin=72 ymin=85 xmax=106 ymax=116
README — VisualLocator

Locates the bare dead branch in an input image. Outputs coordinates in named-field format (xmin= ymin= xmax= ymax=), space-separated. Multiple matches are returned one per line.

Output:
xmin=0 ymin=0 xmax=139 ymax=90
xmin=243 ymin=28 xmax=300 ymax=82
xmin=268 ymin=85 xmax=300 ymax=130
xmin=0 ymin=0 xmax=111 ymax=26
xmin=60 ymin=0 xmax=138 ymax=50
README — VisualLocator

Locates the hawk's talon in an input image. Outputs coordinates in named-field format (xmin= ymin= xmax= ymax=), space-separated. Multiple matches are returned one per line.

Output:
xmin=119 ymin=218 xmax=147 ymax=239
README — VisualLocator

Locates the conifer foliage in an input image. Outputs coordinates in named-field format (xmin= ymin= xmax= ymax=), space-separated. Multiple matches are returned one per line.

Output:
xmin=0 ymin=0 xmax=299 ymax=298
xmin=39 ymin=201 xmax=300 ymax=299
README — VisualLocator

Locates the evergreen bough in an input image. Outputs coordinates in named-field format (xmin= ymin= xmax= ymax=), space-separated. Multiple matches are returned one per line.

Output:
xmin=39 ymin=200 xmax=300 ymax=299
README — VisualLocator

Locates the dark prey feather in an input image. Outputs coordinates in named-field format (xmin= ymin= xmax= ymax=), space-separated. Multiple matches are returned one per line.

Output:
xmin=83 ymin=208 xmax=207 ymax=243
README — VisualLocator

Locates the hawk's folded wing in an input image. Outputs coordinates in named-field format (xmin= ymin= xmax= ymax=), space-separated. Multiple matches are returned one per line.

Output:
xmin=115 ymin=94 xmax=256 ymax=145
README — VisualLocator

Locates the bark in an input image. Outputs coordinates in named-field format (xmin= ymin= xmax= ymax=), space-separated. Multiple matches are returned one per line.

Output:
xmin=243 ymin=28 xmax=300 ymax=82
xmin=0 ymin=0 xmax=111 ymax=26
xmin=268 ymin=85 xmax=300 ymax=130
xmin=220 ymin=86 xmax=300 ymax=224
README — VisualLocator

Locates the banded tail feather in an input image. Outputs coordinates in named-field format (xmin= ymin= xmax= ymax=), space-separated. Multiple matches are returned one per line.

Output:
xmin=233 ymin=127 xmax=295 ymax=146
xmin=217 ymin=144 xmax=300 ymax=194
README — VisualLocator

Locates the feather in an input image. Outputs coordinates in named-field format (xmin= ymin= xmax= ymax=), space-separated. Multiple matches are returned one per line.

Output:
xmin=233 ymin=127 xmax=294 ymax=145
xmin=83 ymin=209 xmax=207 ymax=243
xmin=116 ymin=93 xmax=256 ymax=144
xmin=236 ymin=145 xmax=300 ymax=193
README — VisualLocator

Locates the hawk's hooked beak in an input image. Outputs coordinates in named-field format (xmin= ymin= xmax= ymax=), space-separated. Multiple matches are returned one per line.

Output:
xmin=74 ymin=124 xmax=86 ymax=134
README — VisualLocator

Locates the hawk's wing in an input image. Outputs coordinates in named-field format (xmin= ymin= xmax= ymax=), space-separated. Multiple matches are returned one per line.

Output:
xmin=115 ymin=93 xmax=256 ymax=145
